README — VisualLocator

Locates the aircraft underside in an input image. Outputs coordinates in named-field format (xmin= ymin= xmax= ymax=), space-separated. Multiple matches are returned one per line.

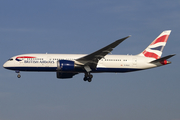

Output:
xmin=6 ymin=67 xmax=142 ymax=72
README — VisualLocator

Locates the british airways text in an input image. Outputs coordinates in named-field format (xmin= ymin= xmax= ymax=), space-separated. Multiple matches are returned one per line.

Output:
xmin=24 ymin=60 xmax=55 ymax=64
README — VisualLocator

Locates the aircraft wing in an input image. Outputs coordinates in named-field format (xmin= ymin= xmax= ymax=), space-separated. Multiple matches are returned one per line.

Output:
xmin=75 ymin=36 xmax=130 ymax=71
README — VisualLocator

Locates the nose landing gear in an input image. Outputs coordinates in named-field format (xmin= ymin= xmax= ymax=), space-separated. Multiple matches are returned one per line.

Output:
xmin=15 ymin=70 xmax=21 ymax=78
xmin=17 ymin=74 xmax=21 ymax=78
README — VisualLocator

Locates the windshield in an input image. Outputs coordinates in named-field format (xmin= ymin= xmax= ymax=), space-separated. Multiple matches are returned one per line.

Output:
xmin=8 ymin=58 xmax=13 ymax=61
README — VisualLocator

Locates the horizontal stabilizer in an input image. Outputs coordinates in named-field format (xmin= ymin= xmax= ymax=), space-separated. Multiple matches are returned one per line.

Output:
xmin=150 ymin=54 xmax=175 ymax=63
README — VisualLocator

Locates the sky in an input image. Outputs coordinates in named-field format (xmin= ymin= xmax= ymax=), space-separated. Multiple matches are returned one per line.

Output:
xmin=0 ymin=0 xmax=180 ymax=120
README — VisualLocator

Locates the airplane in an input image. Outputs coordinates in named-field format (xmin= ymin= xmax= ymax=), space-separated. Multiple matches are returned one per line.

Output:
xmin=3 ymin=30 xmax=175 ymax=82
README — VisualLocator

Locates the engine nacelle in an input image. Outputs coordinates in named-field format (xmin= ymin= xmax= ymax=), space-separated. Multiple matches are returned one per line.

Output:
xmin=56 ymin=72 xmax=76 ymax=78
xmin=57 ymin=60 xmax=75 ymax=71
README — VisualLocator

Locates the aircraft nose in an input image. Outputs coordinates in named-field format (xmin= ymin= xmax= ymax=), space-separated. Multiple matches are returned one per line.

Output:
xmin=3 ymin=62 xmax=8 ymax=68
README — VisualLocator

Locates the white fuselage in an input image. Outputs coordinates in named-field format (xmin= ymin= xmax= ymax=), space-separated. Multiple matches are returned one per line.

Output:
xmin=3 ymin=53 xmax=161 ymax=73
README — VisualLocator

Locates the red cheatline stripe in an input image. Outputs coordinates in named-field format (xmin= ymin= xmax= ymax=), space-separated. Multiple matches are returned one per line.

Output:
xmin=151 ymin=35 xmax=169 ymax=45
xmin=16 ymin=56 xmax=36 ymax=59
xmin=143 ymin=50 xmax=160 ymax=59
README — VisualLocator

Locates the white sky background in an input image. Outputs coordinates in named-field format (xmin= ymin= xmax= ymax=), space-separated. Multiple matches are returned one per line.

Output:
xmin=0 ymin=0 xmax=180 ymax=120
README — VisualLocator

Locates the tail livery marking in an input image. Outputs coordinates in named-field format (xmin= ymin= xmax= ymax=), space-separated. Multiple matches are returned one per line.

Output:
xmin=139 ymin=30 xmax=171 ymax=59
xmin=142 ymin=50 xmax=160 ymax=59
xmin=150 ymin=34 xmax=169 ymax=45
xmin=150 ymin=46 xmax=164 ymax=51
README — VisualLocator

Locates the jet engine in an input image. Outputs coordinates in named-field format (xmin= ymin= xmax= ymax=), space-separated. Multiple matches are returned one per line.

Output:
xmin=57 ymin=60 xmax=75 ymax=71
xmin=56 ymin=72 xmax=77 ymax=78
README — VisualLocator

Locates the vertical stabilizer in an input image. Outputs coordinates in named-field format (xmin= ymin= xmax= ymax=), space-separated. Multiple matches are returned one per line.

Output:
xmin=138 ymin=30 xmax=171 ymax=59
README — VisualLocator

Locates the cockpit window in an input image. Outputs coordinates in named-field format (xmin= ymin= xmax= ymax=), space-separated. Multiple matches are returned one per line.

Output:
xmin=8 ymin=58 xmax=13 ymax=61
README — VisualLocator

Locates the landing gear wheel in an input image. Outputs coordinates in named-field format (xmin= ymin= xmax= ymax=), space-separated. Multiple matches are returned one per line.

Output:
xmin=17 ymin=74 xmax=21 ymax=78
xmin=89 ymin=74 xmax=93 ymax=79
xmin=83 ymin=77 xmax=88 ymax=81
xmin=87 ymin=78 xmax=92 ymax=82
xmin=15 ymin=70 xmax=21 ymax=78
xmin=83 ymin=73 xmax=93 ymax=82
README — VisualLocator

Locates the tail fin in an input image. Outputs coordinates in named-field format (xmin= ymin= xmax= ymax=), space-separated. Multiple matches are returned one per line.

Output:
xmin=138 ymin=30 xmax=171 ymax=59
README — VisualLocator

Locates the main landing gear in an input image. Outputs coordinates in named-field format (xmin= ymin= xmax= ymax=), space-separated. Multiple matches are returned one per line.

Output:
xmin=83 ymin=72 xmax=93 ymax=82
xmin=15 ymin=70 xmax=21 ymax=78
